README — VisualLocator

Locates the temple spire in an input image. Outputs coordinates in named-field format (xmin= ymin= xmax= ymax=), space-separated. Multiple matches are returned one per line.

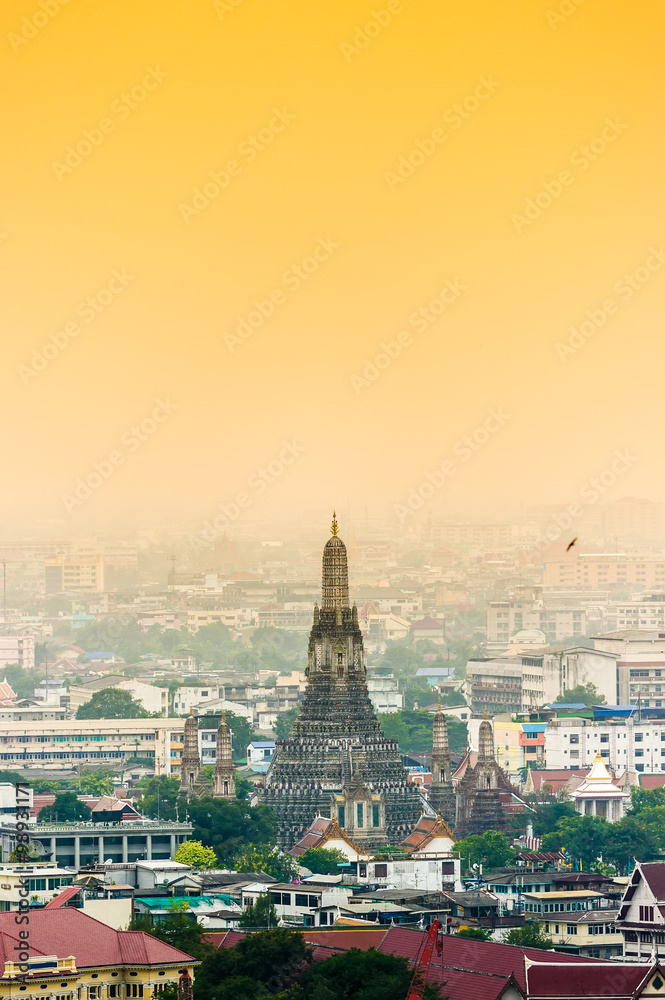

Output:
xmin=330 ymin=511 xmax=339 ymax=536
xmin=321 ymin=515 xmax=349 ymax=611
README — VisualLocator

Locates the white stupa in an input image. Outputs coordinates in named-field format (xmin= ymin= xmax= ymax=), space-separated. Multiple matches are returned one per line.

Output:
xmin=571 ymin=753 xmax=629 ymax=822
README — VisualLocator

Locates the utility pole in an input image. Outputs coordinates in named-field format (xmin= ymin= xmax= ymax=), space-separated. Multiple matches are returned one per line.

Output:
xmin=1 ymin=559 xmax=6 ymax=624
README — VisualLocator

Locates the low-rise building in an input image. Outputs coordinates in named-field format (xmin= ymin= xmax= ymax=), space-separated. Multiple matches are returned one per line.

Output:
xmin=0 ymin=908 xmax=194 ymax=999
xmin=0 ymin=818 xmax=192 ymax=867
xmin=543 ymin=908 xmax=623 ymax=959
xmin=544 ymin=716 xmax=665 ymax=773
xmin=617 ymin=861 xmax=665 ymax=961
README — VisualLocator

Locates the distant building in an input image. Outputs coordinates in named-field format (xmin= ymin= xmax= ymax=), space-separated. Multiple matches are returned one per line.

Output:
xmin=411 ymin=617 xmax=445 ymax=644
xmin=0 ymin=634 xmax=34 ymax=671
xmin=44 ymin=553 xmax=104 ymax=594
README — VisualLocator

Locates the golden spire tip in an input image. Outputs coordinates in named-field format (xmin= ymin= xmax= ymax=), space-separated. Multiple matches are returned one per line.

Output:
xmin=331 ymin=511 xmax=339 ymax=536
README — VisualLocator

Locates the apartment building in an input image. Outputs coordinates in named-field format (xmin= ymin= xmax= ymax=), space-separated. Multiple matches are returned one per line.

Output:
xmin=430 ymin=523 xmax=512 ymax=550
xmin=44 ymin=553 xmax=105 ymax=594
xmin=544 ymin=716 xmax=665 ymax=772
xmin=466 ymin=646 xmax=616 ymax=716
xmin=488 ymin=598 xmax=585 ymax=644
xmin=0 ymin=634 xmax=35 ymax=670
xmin=0 ymin=719 xmax=184 ymax=774
xmin=544 ymin=553 xmax=665 ymax=590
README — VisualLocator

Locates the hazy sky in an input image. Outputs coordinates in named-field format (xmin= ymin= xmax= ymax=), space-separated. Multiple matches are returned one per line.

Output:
xmin=1 ymin=0 xmax=663 ymax=532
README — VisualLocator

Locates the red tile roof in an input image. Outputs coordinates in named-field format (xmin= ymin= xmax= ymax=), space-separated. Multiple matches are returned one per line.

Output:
xmin=303 ymin=930 xmax=388 ymax=951
xmin=639 ymin=774 xmax=665 ymax=790
xmin=214 ymin=924 xmax=649 ymax=1000
xmin=43 ymin=886 xmax=81 ymax=908
xmin=525 ymin=960 xmax=651 ymax=998
xmin=640 ymin=862 xmax=665 ymax=902
xmin=402 ymin=815 xmax=455 ymax=852
xmin=0 ymin=910 xmax=194 ymax=968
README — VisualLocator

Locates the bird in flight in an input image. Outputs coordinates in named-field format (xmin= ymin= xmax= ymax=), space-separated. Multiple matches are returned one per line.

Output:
xmin=566 ymin=537 xmax=578 ymax=552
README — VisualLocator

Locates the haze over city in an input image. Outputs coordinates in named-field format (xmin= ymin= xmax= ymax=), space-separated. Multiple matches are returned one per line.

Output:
xmin=2 ymin=0 xmax=664 ymax=533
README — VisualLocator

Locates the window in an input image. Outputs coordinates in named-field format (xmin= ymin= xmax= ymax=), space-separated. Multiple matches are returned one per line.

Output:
xmin=270 ymin=892 xmax=291 ymax=905
xmin=308 ymin=895 xmax=318 ymax=908
xmin=589 ymin=925 xmax=605 ymax=935
xmin=373 ymin=805 xmax=380 ymax=827
xmin=374 ymin=864 xmax=388 ymax=878
xmin=295 ymin=894 xmax=309 ymax=908
xmin=109 ymin=988 xmax=119 ymax=997
xmin=570 ymin=735 xmax=579 ymax=744
xmin=357 ymin=803 xmax=363 ymax=828
xmin=89 ymin=988 xmax=101 ymax=999
xmin=338 ymin=806 xmax=345 ymax=828
xmin=640 ymin=905 xmax=655 ymax=922
xmin=126 ymin=988 xmax=143 ymax=998
xmin=567 ymin=925 xmax=578 ymax=935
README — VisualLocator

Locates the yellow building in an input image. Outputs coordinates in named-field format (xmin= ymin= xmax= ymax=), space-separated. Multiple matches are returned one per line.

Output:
xmin=0 ymin=909 xmax=195 ymax=1000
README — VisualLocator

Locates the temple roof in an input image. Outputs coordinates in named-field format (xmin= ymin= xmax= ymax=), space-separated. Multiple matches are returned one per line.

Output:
xmin=401 ymin=814 xmax=455 ymax=852
xmin=572 ymin=754 xmax=629 ymax=799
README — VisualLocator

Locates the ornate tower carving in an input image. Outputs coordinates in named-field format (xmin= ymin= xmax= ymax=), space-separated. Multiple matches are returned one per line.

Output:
xmin=429 ymin=705 xmax=455 ymax=826
xmin=179 ymin=710 xmax=211 ymax=799
xmin=262 ymin=514 xmax=424 ymax=848
xmin=213 ymin=713 xmax=235 ymax=799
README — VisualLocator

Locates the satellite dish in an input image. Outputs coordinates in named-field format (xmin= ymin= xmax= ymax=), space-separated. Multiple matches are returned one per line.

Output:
xmin=105 ymin=858 xmax=114 ymax=864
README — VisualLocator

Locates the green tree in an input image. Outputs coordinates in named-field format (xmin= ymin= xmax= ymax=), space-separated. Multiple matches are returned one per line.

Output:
xmin=38 ymin=791 xmax=91 ymax=822
xmin=234 ymin=843 xmax=299 ymax=881
xmin=78 ymin=769 xmax=114 ymax=796
xmin=554 ymin=684 xmax=606 ymax=706
xmin=542 ymin=814 xmax=607 ymax=869
xmin=238 ymin=892 xmax=279 ymax=929
xmin=137 ymin=775 xmax=180 ymax=820
xmin=174 ymin=839 xmax=218 ymax=868
xmin=457 ymin=926 xmax=492 ymax=941
xmin=276 ymin=706 xmax=300 ymax=741
xmin=196 ymin=929 xmax=312 ymax=999
xmin=455 ymin=830 xmax=514 ymax=871
xmin=187 ymin=798 xmax=277 ymax=864
xmin=301 ymin=947 xmax=441 ymax=1000
xmin=530 ymin=801 xmax=576 ymax=836
xmin=76 ymin=688 xmax=150 ymax=719
xmin=235 ymin=775 xmax=254 ymax=799
xmin=630 ymin=785 xmax=665 ymax=814
xmin=1 ymin=664 xmax=45 ymax=699
xmin=298 ymin=848 xmax=348 ymax=874
xmin=505 ymin=920 xmax=553 ymax=949
xmin=379 ymin=709 xmax=467 ymax=754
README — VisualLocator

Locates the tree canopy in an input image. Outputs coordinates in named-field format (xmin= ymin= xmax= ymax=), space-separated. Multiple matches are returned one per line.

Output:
xmin=454 ymin=830 xmax=514 ymax=871
xmin=38 ymin=791 xmax=91 ymax=823
xmin=504 ymin=921 xmax=554 ymax=949
xmin=186 ymin=798 xmax=278 ymax=865
xmin=298 ymin=848 xmax=348 ymax=875
xmin=233 ymin=843 xmax=299 ymax=882
xmin=76 ymin=688 xmax=150 ymax=719
xmin=379 ymin=709 xmax=467 ymax=754
xmin=174 ymin=839 xmax=218 ymax=868
xmin=554 ymin=683 xmax=606 ymax=706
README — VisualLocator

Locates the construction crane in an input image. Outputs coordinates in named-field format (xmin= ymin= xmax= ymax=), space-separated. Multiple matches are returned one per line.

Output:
xmin=177 ymin=967 xmax=193 ymax=1000
xmin=406 ymin=919 xmax=443 ymax=1000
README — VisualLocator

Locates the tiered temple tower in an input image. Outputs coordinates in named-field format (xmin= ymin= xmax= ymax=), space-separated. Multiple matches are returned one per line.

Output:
xmin=262 ymin=515 xmax=424 ymax=848
xmin=178 ymin=710 xmax=212 ymax=799
xmin=454 ymin=717 xmax=515 ymax=836
xmin=213 ymin=713 xmax=235 ymax=799
xmin=428 ymin=705 xmax=455 ymax=826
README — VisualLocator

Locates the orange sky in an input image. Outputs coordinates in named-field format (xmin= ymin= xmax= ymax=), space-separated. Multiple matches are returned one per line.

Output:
xmin=1 ymin=0 xmax=663 ymax=532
